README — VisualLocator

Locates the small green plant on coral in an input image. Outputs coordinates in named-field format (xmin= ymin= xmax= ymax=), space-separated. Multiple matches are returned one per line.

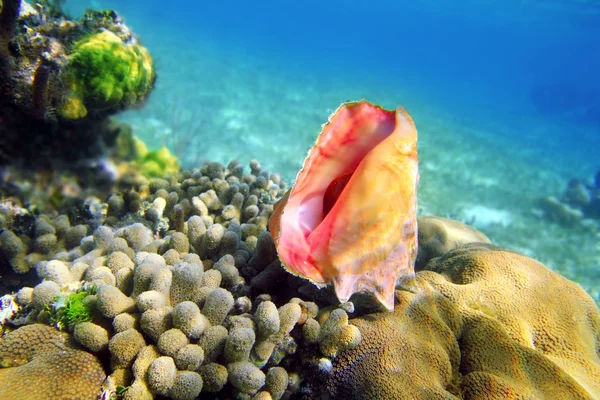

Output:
xmin=50 ymin=286 xmax=97 ymax=331
xmin=116 ymin=386 xmax=129 ymax=398
xmin=58 ymin=29 xmax=155 ymax=119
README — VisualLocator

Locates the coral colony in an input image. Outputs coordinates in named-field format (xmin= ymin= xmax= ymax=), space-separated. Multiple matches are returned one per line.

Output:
xmin=0 ymin=1 xmax=599 ymax=399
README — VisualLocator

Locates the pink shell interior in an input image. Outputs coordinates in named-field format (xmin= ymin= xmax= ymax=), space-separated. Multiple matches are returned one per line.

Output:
xmin=272 ymin=103 xmax=397 ymax=282
xmin=269 ymin=100 xmax=419 ymax=310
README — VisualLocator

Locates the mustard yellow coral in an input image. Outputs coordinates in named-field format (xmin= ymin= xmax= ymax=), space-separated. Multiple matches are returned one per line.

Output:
xmin=416 ymin=216 xmax=491 ymax=269
xmin=324 ymin=243 xmax=600 ymax=399
xmin=0 ymin=324 xmax=105 ymax=399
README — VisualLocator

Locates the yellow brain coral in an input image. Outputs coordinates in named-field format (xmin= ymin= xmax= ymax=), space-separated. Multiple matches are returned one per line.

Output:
xmin=326 ymin=242 xmax=600 ymax=399
xmin=0 ymin=324 xmax=106 ymax=400
xmin=416 ymin=216 xmax=491 ymax=269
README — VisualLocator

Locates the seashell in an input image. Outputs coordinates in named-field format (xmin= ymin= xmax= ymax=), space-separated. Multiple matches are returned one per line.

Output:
xmin=268 ymin=100 xmax=419 ymax=311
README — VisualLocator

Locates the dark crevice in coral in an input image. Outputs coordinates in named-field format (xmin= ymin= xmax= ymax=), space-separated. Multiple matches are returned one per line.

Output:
xmin=0 ymin=109 xmax=116 ymax=168
xmin=0 ymin=252 xmax=38 ymax=295
xmin=0 ymin=0 xmax=21 ymax=50
xmin=0 ymin=0 xmax=21 ymax=102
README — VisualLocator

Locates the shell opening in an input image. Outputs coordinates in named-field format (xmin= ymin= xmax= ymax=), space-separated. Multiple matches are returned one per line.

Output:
xmin=322 ymin=171 xmax=353 ymax=218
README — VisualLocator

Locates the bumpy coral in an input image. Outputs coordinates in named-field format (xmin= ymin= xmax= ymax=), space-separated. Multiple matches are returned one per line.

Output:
xmin=416 ymin=216 xmax=491 ymax=269
xmin=73 ymin=321 xmax=109 ymax=352
xmin=6 ymin=156 xmax=594 ymax=400
xmin=0 ymin=324 xmax=106 ymax=399
xmin=320 ymin=244 xmax=600 ymax=399
xmin=0 ymin=160 xmax=330 ymax=399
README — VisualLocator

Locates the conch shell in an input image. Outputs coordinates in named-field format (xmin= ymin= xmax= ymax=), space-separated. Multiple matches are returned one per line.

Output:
xmin=268 ymin=100 xmax=419 ymax=311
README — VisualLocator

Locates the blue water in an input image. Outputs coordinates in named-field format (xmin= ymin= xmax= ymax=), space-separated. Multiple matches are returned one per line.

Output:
xmin=69 ymin=0 xmax=599 ymax=177
xmin=63 ymin=0 xmax=600 ymax=206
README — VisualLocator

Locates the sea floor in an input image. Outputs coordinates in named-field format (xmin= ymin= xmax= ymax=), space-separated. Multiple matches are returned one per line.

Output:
xmin=116 ymin=29 xmax=600 ymax=302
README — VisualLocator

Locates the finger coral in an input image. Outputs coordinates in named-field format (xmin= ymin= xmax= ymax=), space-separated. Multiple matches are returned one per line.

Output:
xmin=169 ymin=370 xmax=203 ymax=400
xmin=317 ymin=308 xmax=361 ymax=358
xmin=147 ymin=356 xmax=177 ymax=396
xmin=0 ymin=160 xmax=313 ymax=399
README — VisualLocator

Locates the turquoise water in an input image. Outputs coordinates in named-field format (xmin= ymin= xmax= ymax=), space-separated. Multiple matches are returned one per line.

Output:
xmin=68 ymin=1 xmax=599 ymax=297
xmin=74 ymin=0 xmax=600 ymax=174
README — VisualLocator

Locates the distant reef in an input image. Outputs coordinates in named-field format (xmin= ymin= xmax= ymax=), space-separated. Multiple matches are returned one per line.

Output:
xmin=0 ymin=0 xmax=156 ymax=169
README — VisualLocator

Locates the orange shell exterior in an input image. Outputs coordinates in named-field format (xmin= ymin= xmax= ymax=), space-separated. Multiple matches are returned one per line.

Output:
xmin=268 ymin=100 xmax=419 ymax=311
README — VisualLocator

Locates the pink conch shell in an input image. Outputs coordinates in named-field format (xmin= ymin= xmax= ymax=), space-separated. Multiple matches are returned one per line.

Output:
xmin=268 ymin=100 xmax=419 ymax=311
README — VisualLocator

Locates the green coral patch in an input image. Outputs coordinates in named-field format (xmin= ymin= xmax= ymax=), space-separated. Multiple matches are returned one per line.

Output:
xmin=58 ymin=30 xmax=155 ymax=119
xmin=52 ymin=290 xmax=95 ymax=331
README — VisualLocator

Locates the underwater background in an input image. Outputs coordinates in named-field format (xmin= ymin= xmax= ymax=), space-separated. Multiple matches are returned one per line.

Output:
xmin=62 ymin=0 xmax=599 ymax=297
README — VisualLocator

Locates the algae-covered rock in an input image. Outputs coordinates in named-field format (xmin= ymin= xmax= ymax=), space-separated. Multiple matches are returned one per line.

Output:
xmin=58 ymin=30 xmax=154 ymax=119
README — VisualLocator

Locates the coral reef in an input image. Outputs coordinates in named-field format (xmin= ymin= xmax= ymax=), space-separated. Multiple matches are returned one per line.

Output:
xmin=314 ymin=241 xmax=600 ymax=399
xmin=0 ymin=0 xmax=165 ymax=246
xmin=539 ymin=172 xmax=600 ymax=228
xmin=1 ymin=160 xmax=599 ymax=399
xmin=0 ymin=160 xmax=365 ymax=399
